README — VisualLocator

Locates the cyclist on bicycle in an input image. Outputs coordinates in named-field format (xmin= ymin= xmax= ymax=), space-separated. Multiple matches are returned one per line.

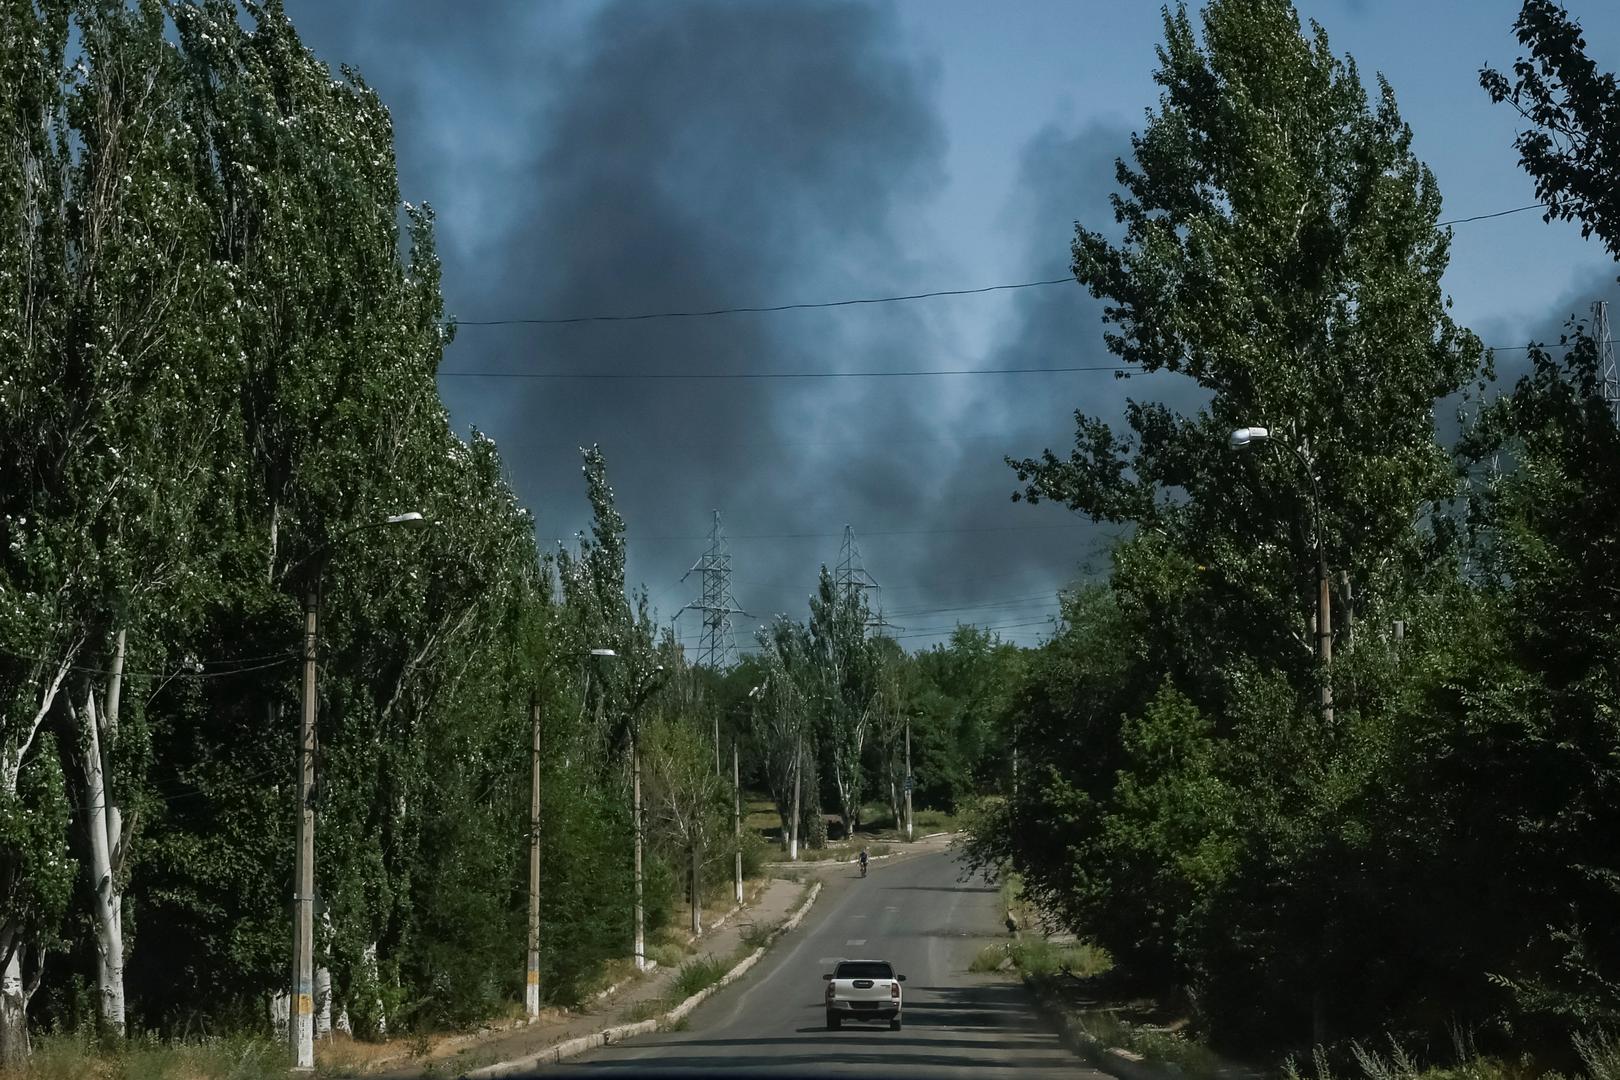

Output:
xmin=859 ymin=847 xmax=869 ymax=877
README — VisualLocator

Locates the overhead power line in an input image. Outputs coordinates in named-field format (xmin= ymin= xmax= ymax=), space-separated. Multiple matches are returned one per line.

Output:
xmin=440 ymin=363 xmax=1139 ymax=381
xmin=1435 ymin=203 xmax=1544 ymax=226
xmin=447 ymin=203 xmax=1544 ymax=329
xmin=443 ymin=338 xmax=1589 ymax=382
xmin=635 ymin=521 xmax=1117 ymax=543
xmin=454 ymin=278 xmax=1074 ymax=326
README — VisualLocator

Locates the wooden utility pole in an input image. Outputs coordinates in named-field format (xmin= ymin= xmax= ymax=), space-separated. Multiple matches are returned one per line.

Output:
xmin=526 ymin=695 xmax=542 ymax=1018
xmin=732 ymin=741 xmax=742 ymax=904
xmin=292 ymin=589 xmax=317 ymax=1071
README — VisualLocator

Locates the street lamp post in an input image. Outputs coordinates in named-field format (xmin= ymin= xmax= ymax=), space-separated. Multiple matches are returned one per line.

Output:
xmin=291 ymin=511 xmax=427 ymax=1071
xmin=1229 ymin=427 xmax=1334 ymax=725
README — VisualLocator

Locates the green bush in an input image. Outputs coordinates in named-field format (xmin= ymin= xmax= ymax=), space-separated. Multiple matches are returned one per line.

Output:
xmin=739 ymin=828 xmax=770 ymax=880
xmin=670 ymin=955 xmax=731 ymax=999
xmin=647 ymin=942 xmax=686 ymax=969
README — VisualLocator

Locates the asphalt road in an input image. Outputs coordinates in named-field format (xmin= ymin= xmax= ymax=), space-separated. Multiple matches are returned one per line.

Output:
xmin=524 ymin=847 xmax=1102 ymax=1079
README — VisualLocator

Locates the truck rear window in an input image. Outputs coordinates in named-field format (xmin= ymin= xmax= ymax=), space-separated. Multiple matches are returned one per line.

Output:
xmin=835 ymin=961 xmax=893 ymax=980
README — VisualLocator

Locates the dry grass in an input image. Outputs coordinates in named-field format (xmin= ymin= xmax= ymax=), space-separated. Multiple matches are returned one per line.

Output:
xmin=1 ymin=1031 xmax=284 ymax=1080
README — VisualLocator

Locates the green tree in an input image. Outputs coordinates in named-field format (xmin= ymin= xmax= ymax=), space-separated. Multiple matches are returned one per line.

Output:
xmin=984 ymin=0 xmax=1491 ymax=1054
xmin=1010 ymin=0 xmax=1482 ymax=711
xmin=808 ymin=568 xmax=879 ymax=838
xmin=1482 ymin=0 xmax=1620 ymax=263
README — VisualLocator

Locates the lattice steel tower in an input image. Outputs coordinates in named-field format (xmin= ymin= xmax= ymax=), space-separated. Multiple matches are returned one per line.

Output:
xmin=1598 ymin=300 xmax=1619 ymax=425
xmin=679 ymin=510 xmax=747 ymax=669
xmin=833 ymin=525 xmax=901 ymax=632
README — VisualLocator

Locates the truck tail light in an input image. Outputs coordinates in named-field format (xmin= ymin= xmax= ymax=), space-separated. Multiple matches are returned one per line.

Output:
xmin=891 ymin=982 xmax=900 ymax=999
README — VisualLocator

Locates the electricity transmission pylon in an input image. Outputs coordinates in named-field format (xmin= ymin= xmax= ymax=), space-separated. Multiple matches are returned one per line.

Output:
xmin=1598 ymin=300 xmax=1619 ymax=425
xmin=833 ymin=525 xmax=901 ymax=633
xmin=678 ymin=510 xmax=747 ymax=670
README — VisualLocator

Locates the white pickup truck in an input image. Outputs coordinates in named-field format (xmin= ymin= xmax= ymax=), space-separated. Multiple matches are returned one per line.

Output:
xmin=823 ymin=959 xmax=906 ymax=1030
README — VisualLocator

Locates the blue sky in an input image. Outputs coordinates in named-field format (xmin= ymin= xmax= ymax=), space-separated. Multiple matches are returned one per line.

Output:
xmin=285 ymin=0 xmax=1620 ymax=653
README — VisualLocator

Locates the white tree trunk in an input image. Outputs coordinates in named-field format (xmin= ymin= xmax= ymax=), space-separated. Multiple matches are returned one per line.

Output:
xmin=315 ymin=912 xmax=333 ymax=1039
xmin=269 ymin=991 xmax=289 ymax=1041
xmin=361 ymin=943 xmax=386 ymax=1038
xmin=77 ymin=678 xmax=126 ymax=1036
xmin=0 ymin=943 xmax=32 ymax=1067
xmin=690 ymin=845 xmax=701 ymax=935
xmin=315 ymin=966 xmax=332 ymax=1038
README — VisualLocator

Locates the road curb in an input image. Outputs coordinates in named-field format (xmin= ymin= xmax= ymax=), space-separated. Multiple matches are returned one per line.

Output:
xmin=1022 ymin=974 xmax=1185 ymax=1080
xmin=661 ymin=880 xmax=821 ymax=1026
xmin=463 ymin=882 xmax=823 ymax=1078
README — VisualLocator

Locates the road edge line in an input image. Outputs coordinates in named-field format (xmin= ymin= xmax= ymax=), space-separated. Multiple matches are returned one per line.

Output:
xmin=659 ymin=880 xmax=822 ymax=1027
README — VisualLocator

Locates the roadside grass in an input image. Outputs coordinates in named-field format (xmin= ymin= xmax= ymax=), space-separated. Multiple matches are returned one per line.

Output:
xmin=620 ymin=998 xmax=665 ymax=1024
xmin=989 ymin=867 xmax=1219 ymax=1079
xmin=669 ymin=955 xmax=732 ymax=999
xmin=1281 ymin=1033 xmax=1586 ymax=1080
xmin=856 ymin=805 xmax=960 ymax=839
xmin=647 ymin=942 xmax=685 ymax=969
xmin=970 ymin=938 xmax=1113 ymax=978
xmin=615 ymin=948 xmax=750 ymax=1026
xmin=11 ymin=1029 xmax=284 ymax=1080
xmin=1074 ymin=1006 xmax=1226 ymax=1079
xmin=580 ymin=954 xmax=644 ymax=999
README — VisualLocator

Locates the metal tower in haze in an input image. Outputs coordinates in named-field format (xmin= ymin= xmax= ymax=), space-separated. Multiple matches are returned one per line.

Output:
xmin=833 ymin=525 xmax=900 ymax=633
xmin=680 ymin=510 xmax=747 ymax=669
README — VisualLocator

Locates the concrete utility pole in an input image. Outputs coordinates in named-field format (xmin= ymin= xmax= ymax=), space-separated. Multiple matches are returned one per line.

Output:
xmin=289 ymin=511 xmax=426 ymax=1071
xmin=789 ymin=734 xmax=802 ymax=862
xmin=732 ymin=741 xmax=743 ymax=905
xmin=292 ymin=588 xmax=318 ymax=1071
xmin=904 ymin=717 xmax=913 ymax=842
xmin=526 ymin=695 xmax=542 ymax=1018
xmin=632 ymin=729 xmax=645 ymax=970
